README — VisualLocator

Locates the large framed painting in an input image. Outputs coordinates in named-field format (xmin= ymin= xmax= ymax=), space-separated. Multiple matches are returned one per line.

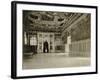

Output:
xmin=11 ymin=1 xmax=98 ymax=79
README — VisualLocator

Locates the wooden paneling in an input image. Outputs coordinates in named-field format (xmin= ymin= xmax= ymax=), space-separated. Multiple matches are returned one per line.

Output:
xmin=69 ymin=39 xmax=90 ymax=57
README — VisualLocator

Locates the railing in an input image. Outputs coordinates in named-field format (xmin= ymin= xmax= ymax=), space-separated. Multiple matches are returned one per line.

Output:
xmin=69 ymin=39 xmax=90 ymax=57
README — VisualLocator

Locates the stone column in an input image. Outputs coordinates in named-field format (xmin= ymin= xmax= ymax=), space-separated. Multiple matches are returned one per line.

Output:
xmin=65 ymin=36 xmax=71 ymax=56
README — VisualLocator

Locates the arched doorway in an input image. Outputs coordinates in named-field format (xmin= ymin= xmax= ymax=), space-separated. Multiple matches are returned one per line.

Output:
xmin=43 ymin=41 xmax=49 ymax=53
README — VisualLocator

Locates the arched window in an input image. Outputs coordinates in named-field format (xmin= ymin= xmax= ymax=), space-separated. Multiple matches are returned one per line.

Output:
xmin=30 ymin=35 xmax=37 ymax=45
xmin=24 ymin=32 xmax=27 ymax=45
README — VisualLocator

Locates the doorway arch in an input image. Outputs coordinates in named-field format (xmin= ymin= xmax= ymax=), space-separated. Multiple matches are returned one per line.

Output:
xmin=43 ymin=41 xmax=49 ymax=53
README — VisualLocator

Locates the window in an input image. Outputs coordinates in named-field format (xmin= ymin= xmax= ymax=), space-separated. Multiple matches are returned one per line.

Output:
xmin=24 ymin=32 xmax=27 ymax=45
xmin=30 ymin=36 xmax=37 ymax=45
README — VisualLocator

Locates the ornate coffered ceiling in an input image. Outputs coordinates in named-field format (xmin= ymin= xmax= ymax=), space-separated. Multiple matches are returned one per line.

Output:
xmin=23 ymin=10 xmax=83 ymax=32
